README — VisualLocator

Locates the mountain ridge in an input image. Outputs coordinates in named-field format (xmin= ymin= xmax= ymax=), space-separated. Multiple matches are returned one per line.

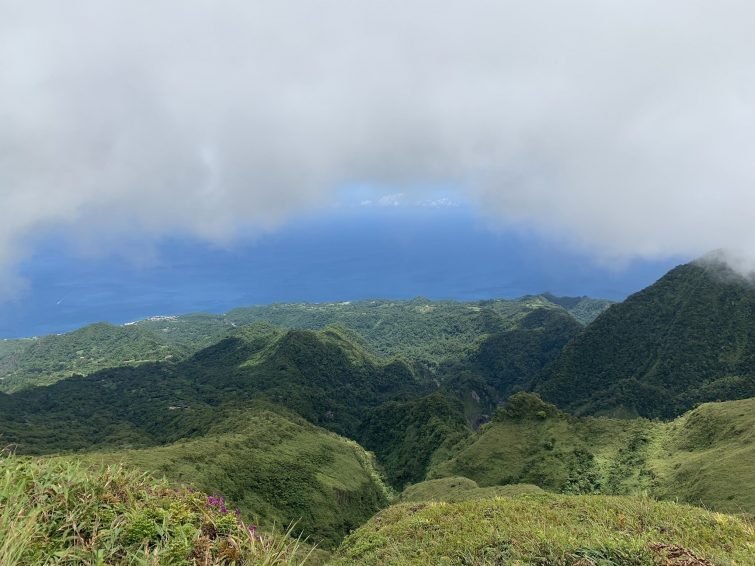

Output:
xmin=536 ymin=261 xmax=755 ymax=417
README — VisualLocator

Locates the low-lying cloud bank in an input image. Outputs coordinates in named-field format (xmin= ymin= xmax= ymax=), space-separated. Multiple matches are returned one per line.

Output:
xmin=2 ymin=1 xmax=755 ymax=294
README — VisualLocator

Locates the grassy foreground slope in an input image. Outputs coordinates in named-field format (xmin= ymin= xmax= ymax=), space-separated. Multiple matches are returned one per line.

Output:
xmin=654 ymin=397 xmax=755 ymax=514
xmin=332 ymin=494 xmax=754 ymax=565
xmin=430 ymin=393 xmax=755 ymax=514
xmin=82 ymin=407 xmax=391 ymax=548
xmin=0 ymin=454 xmax=311 ymax=565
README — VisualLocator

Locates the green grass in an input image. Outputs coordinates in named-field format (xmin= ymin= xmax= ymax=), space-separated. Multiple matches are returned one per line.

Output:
xmin=653 ymin=397 xmax=755 ymax=514
xmin=332 ymin=494 xmax=755 ymax=565
xmin=399 ymin=477 xmax=544 ymax=503
xmin=79 ymin=407 xmax=393 ymax=549
xmin=429 ymin=393 xmax=755 ymax=514
xmin=0 ymin=453 xmax=313 ymax=565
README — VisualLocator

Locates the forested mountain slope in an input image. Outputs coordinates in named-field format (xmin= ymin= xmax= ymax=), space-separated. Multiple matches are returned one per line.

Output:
xmin=537 ymin=260 xmax=755 ymax=417
xmin=428 ymin=307 xmax=584 ymax=429
xmin=0 ymin=327 xmax=412 ymax=548
xmin=0 ymin=325 xmax=428 ymax=453
xmin=0 ymin=323 xmax=185 ymax=393
xmin=358 ymin=392 xmax=469 ymax=488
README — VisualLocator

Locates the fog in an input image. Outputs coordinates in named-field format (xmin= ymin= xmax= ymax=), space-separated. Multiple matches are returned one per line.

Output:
xmin=2 ymin=1 xmax=755 ymax=294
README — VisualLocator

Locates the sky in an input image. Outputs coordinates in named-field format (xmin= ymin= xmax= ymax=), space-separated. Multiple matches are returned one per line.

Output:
xmin=1 ymin=2 xmax=753 ymax=335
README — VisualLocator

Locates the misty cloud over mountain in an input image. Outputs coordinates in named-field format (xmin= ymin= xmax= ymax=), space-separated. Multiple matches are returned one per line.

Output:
xmin=2 ymin=1 xmax=755 ymax=294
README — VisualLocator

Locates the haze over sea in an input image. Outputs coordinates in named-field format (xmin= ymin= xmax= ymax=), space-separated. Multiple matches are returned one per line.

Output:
xmin=0 ymin=205 xmax=684 ymax=339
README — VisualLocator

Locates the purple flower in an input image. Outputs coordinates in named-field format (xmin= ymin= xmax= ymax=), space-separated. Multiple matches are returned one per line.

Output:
xmin=207 ymin=495 xmax=226 ymax=509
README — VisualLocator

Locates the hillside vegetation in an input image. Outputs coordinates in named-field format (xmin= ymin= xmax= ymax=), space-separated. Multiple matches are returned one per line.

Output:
xmin=0 ymin=327 xmax=409 ymax=547
xmin=430 ymin=393 xmax=755 ymax=514
xmin=537 ymin=261 xmax=755 ymax=418
xmin=0 ymin=325 xmax=429 ymax=454
xmin=333 ymin=494 xmax=754 ymax=565
xmin=536 ymin=293 xmax=614 ymax=325
xmin=222 ymin=295 xmax=607 ymax=365
xmin=0 ymin=323 xmax=185 ymax=393
xmin=81 ymin=407 xmax=391 ymax=548
xmin=358 ymin=392 xmax=469 ymax=488
xmin=399 ymin=476 xmax=545 ymax=503
xmin=440 ymin=308 xmax=583 ymax=410
xmin=0 ymin=294 xmax=609 ymax=392
xmin=3 ymin=260 xmax=755 ymax=563
xmin=0 ymin=454 xmax=312 ymax=565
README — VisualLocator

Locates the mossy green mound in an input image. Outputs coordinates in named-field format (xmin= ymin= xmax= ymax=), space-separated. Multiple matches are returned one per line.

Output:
xmin=400 ymin=477 xmax=544 ymax=503
xmin=0 ymin=454 xmax=310 ymax=565
xmin=333 ymin=494 xmax=755 ymax=565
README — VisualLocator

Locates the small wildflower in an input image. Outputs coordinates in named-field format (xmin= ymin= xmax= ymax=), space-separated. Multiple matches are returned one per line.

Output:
xmin=207 ymin=495 xmax=226 ymax=509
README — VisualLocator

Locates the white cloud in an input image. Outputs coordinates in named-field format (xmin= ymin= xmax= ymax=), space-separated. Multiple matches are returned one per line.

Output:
xmin=424 ymin=198 xmax=459 ymax=208
xmin=2 ymin=0 xmax=755 ymax=293
xmin=377 ymin=193 xmax=405 ymax=207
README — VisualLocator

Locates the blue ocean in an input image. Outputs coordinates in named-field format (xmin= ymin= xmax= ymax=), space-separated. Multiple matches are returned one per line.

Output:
xmin=0 ymin=208 xmax=686 ymax=338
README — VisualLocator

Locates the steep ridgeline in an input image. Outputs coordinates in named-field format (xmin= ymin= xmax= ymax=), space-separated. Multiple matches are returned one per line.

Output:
xmin=429 ymin=393 xmax=755 ymax=514
xmin=0 ymin=325 xmax=429 ymax=453
xmin=530 ymin=293 xmax=614 ymax=325
xmin=537 ymin=260 xmax=755 ymax=418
